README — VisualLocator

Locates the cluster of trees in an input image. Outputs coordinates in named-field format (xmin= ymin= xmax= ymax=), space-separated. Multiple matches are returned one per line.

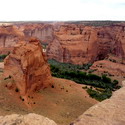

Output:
xmin=86 ymin=88 xmax=112 ymax=101
xmin=49 ymin=59 xmax=121 ymax=101
xmin=50 ymin=64 xmax=120 ymax=90
xmin=48 ymin=59 xmax=92 ymax=71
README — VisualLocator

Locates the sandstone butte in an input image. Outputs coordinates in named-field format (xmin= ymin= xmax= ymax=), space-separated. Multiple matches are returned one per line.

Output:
xmin=3 ymin=38 xmax=52 ymax=103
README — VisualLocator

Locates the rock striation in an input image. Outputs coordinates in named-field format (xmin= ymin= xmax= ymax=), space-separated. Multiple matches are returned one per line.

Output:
xmin=90 ymin=60 xmax=125 ymax=77
xmin=0 ymin=25 xmax=24 ymax=54
xmin=17 ymin=23 xmax=54 ymax=44
xmin=0 ymin=113 xmax=57 ymax=125
xmin=0 ymin=22 xmax=125 ymax=65
xmin=4 ymin=38 xmax=52 ymax=96
xmin=71 ymin=81 xmax=125 ymax=125
xmin=47 ymin=24 xmax=125 ymax=64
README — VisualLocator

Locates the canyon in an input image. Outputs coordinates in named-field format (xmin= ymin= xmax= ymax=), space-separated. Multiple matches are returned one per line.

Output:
xmin=0 ymin=36 xmax=97 ymax=125
xmin=0 ymin=21 xmax=125 ymax=125
xmin=0 ymin=22 xmax=125 ymax=65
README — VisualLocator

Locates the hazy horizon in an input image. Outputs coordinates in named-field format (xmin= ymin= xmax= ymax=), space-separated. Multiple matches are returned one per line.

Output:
xmin=0 ymin=0 xmax=125 ymax=21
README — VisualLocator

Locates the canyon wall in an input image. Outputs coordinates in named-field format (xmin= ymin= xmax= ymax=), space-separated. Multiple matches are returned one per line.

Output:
xmin=17 ymin=23 xmax=54 ymax=44
xmin=0 ymin=25 xmax=24 ymax=54
xmin=0 ymin=22 xmax=125 ymax=65
xmin=47 ymin=23 xmax=125 ymax=64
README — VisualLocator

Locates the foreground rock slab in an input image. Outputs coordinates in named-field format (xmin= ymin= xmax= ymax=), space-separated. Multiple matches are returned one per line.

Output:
xmin=4 ymin=38 xmax=52 ymax=96
xmin=0 ymin=113 xmax=57 ymax=125
xmin=71 ymin=81 xmax=125 ymax=125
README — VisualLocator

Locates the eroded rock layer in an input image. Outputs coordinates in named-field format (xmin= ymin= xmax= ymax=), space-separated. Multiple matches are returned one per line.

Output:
xmin=47 ymin=24 xmax=125 ymax=64
xmin=0 ymin=22 xmax=125 ymax=64
xmin=4 ymin=38 xmax=52 ymax=96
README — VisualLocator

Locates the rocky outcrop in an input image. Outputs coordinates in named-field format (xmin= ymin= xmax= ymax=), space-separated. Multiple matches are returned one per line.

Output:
xmin=0 ymin=23 xmax=54 ymax=54
xmin=46 ymin=37 xmax=64 ymax=62
xmin=71 ymin=81 xmax=125 ymax=125
xmin=0 ymin=22 xmax=125 ymax=65
xmin=18 ymin=23 xmax=54 ymax=44
xmin=47 ymin=24 xmax=125 ymax=64
xmin=0 ymin=25 xmax=24 ymax=54
xmin=90 ymin=60 xmax=125 ymax=77
xmin=4 ymin=38 xmax=52 ymax=97
xmin=0 ymin=113 xmax=57 ymax=125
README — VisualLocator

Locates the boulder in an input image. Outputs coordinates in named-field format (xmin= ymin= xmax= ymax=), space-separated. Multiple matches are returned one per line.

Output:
xmin=0 ymin=113 xmax=57 ymax=125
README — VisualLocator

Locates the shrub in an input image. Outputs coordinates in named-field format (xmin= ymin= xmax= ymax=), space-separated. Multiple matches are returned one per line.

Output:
xmin=20 ymin=96 xmax=24 ymax=101
xmin=4 ymin=75 xmax=12 ymax=80
xmin=87 ymin=73 xmax=101 ymax=81
xmin=0 ymin=54 xmax=8 ymax=62
xmin=102 ymin=74 xmax=111 ymax=83
xmin=15 ymin=88 xmax=19 ymax=92
xmin=82 ymin=86 xmax=88 ymax=89
xmin=112 ymin=80 xmax=118 ymax=86
xmin=82 ymin=63 xmax=92 ymax=70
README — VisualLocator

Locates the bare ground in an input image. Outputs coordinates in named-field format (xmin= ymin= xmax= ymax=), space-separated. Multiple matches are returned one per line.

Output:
xmin=0 ymin=71 xmax=98 ymax=125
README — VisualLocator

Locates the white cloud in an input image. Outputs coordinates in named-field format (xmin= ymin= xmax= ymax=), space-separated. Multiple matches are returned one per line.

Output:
xmin=0 ymin=0 xmax=124 ymax=21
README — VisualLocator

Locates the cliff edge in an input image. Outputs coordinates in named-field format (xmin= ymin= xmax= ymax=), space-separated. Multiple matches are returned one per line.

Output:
xmin=71 ymin=81 xmax=125 ymax=125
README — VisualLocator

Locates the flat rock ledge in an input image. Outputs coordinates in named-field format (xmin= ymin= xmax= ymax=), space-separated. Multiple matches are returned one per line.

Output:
xmin=0 ymin=113 xmax=57 ymax=125
xmin=71 ymin=81 xmax=125 ymax=125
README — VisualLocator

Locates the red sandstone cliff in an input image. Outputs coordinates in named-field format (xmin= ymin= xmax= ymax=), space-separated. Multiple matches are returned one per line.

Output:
xmin=0 ymin=25 xmax=24 ymax=54
xmin=47 ymin=24 xmax=125 ymax=64
xmin=17 ymin=23 xmax=54 ymax=44
xmin=4 ymin=38 xmax=52 ymax=97
xmin=0 ymin=22 xmax=125 ymax=65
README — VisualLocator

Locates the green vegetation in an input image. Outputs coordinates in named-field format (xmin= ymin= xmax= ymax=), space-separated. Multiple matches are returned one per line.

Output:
xmin=4 ymin=75 xmax=12 ymax=80
xmin=0 ymin=52 xmax=10 ymax=62
xmin=48 ymin=59 xmax=92 ymax=71
xmin=20 ymin=96 xmax=24 ymax=101
xmin=15 ymin=88 xmax=19 ymax=92
xmin=86 ymin=88 xmax=112 ymax=101
xmin=48 ymin=59 xmax=121 ymax=101
xmin=0 ymin=54 xmax=7 ymax=62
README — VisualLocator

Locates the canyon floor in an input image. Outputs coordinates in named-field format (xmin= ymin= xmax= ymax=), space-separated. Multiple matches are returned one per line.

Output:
xmin=0 ymin=66 xmax=97 ymax=125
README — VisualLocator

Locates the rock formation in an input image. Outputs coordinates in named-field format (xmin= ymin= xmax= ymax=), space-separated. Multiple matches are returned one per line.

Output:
xmin=71 ymin=81 xmax=125 ymax=125
xmin=4 ymin=38 xmax=52 ymax=97
xmin=0 ymin=22 xmax=125 ymax=65
xmin=0 ymin=113 xmax=57 ymax=125
xmin=17 ymin=23 xmax=54 ymax=44
xmin=47 ymin=23 xmax=125 ymax=64
xmin=0 ymin=25 xmax=24 ymax=54
xmin=90 ymin=60 xmax=125 ymax=77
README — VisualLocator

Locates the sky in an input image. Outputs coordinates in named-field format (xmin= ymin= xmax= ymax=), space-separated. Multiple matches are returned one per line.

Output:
xmin=0 ymin=0 xmax=125 ymax=21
